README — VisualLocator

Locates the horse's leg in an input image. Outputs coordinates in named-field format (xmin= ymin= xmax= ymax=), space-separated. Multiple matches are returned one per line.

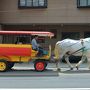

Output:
xmin=86 ymin=57 xmax=90 ymax=70
xmin=64 ymin=54 xmax=73 ymax=70
xmin=55 ymin=59 xmax=61 ymax=71
xmin=75 ymin=55 xmax=86 ymax=70
xmin=54 ymin=45 xmax=61 ymax=71
xmin=85 ymin=50 xmax=90 ymax=70
xmin=56 ymin=60 xmax=61 ymax=71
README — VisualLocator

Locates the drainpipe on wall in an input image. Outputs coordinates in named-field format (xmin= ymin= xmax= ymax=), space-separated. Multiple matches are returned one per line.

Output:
xmin=0 ymin=24 xmax=2 ymax=43
xmin=0 ymin=25 xmax=1 ymax=30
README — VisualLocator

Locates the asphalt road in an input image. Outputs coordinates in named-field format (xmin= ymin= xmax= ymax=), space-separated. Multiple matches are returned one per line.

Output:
xmin=0 ymin=63 xmax=90 ymax=88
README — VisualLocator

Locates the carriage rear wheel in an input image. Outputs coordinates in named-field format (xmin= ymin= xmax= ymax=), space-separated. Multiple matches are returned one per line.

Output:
xmin=0 ymin=60 xmax=8 ymax=72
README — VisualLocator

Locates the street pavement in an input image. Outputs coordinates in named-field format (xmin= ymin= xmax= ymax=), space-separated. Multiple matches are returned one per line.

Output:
xmin=0 ymin=62 xmax=90 ymax=88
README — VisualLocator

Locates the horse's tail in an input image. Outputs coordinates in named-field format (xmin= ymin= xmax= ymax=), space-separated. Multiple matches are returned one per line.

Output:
xmin=54 ymin=44 xmax=61 ymax=60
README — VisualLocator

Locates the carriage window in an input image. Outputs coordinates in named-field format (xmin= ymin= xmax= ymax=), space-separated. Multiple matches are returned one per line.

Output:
xmin=2 ymin=35 xmax=15 ymax=44
xmin=61 ymin=32 xmax=80 ymax=40
xmin=16 ymin=36 xmax=31 ymax=44
xmin=38 ymin=36 xmax=45 ymax=43
xmin=2 ymin=35 xmax=31 ymax=44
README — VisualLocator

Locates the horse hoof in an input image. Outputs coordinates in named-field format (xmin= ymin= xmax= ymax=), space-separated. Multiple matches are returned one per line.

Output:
xmin=70 ymin=68 xmax=73 ymax=70
xmin=76 ymin=66 xmax=79 ymax=70
xmin=57 ymin=68 xmax=61 ymax=72
xmin=88 ymin=67 xmax=90 ymax=70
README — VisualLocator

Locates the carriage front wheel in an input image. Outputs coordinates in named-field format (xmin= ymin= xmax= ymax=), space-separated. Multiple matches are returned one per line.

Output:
xmin=34 ymin=60 xmax=46 ymax=72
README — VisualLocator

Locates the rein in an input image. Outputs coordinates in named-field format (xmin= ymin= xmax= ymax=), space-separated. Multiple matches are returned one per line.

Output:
xmin=70 ymin=47 xmax=85 ymax=55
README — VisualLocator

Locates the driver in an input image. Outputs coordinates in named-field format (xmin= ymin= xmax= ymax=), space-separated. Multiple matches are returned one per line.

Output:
xmin=31 ymin=35 xmax=43 ymax=56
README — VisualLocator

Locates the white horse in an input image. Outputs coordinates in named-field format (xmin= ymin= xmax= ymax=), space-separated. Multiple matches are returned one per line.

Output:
xmin=54 ymin=38 xmax=90 ymax=71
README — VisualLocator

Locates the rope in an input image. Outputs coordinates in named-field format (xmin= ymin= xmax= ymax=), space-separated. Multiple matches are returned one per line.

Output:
xmin=70 ymin=47 xmax=85 ymax=55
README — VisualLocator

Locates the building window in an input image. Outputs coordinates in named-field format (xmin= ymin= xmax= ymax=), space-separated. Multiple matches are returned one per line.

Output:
xmin=61 ymin=32 xmax=80 ymax=40
xmin=77 ymin=0 xmax=90 ymax=8
xmin=18 ymin=0 xmax=47 ymax=8
xmin=84 ymin=32 xmax=90 ymax=38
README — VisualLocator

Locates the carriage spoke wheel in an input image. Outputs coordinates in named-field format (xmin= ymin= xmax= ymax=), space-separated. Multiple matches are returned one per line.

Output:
xmin=35 ymin=61 xmax=45 ymax=72
xmin=0 ymin=61 xmax=7 ymax=72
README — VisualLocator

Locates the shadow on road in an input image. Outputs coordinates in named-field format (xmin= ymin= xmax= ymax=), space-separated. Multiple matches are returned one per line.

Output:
xmin=0 ymin=69 xmax=59 ymax=77
xmin=62 ymin=69 xmax=90 ymax=74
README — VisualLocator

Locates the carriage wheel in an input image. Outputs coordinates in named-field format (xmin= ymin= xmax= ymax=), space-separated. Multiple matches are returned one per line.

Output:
xmin=0 ymin=60 xmax=8 ymax=72
xmin=34 ymin=61 xmax=45 ymax=72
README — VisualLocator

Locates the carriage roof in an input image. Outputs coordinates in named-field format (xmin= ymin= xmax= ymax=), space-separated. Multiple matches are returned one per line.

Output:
xmin=0 ymin=31 xmax=54 ymax=37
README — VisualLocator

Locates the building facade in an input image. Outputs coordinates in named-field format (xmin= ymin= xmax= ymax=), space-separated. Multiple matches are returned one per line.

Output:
xmin=0 ymin=0 xmax=90 ymax=49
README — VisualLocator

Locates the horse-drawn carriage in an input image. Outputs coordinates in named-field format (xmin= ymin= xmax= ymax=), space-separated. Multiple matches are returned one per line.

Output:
xmin=0 ymin=31 xmax=54 ymax=72
xmin=0 ymin=30 xmax=90 ymax=72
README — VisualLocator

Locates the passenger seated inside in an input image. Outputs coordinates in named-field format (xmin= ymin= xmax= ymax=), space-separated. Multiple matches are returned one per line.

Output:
xmin=15 ymin=41 xmax=23 ymax=44
xmin=31 ymin=35 xmax=48 ymax=56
